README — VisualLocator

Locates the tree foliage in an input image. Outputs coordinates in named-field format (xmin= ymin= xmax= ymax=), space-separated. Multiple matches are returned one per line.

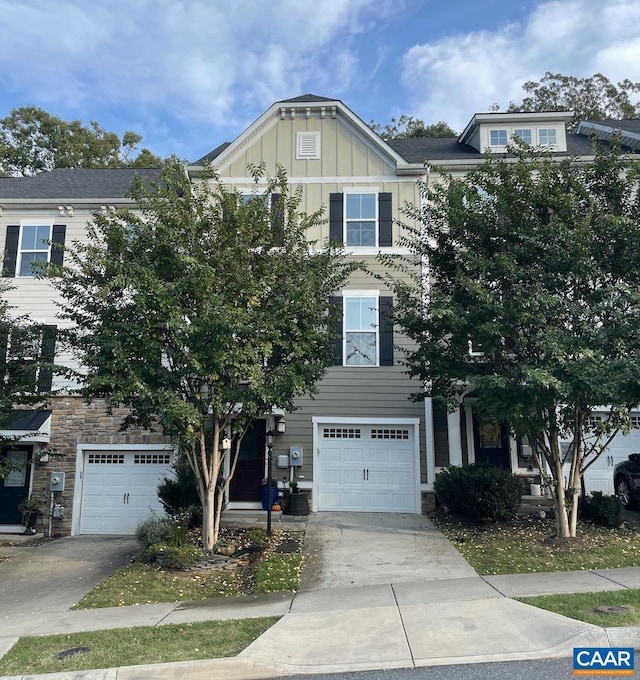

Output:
xmin=51 ymin=159 xmax=356 ymax=548
xmin=506 ymin=72 xmax=640 ymax=132
xmin=0 ymin=106 xmax=161 ymax=176
xmin=0 ymin=279 xmax=62 ymax=471
xmin=370 ymin=115 xmax=457 ymax=141
xmin=383 ymin=141 xmax=640 ymax=538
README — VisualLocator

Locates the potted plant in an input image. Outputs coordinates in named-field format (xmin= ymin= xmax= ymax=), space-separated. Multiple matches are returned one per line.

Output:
xmin=18 ymin=497 xmax=43 ymax=535
xmin=260 ymin=477 xmax=279 ymax=511
xmin=285 ymin=481 xmax=309 ymax=515
xmin=289 ymin=480 xmax=299 ymax=493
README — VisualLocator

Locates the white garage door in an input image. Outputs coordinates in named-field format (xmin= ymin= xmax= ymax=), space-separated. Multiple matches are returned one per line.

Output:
xmin=571 ymin=413 xmax=640 ymax=495
xmin=79 ymin=449 xmax=173 ymax=534
xmin=317 ymin=424 xmax=417 ymax=512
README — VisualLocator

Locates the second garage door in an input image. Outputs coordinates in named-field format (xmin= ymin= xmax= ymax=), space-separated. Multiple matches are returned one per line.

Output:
xmin=79 ymin=448 xmax=174 ymax=534
xmin=317 ymin=423 xmax=418 ymax=512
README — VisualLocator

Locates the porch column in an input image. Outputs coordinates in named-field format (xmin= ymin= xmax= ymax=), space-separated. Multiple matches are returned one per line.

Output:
xmin=424 ymin=397 xmax=436 ymax=486
xmin=447 ymin=407 xmax=463 ymax=466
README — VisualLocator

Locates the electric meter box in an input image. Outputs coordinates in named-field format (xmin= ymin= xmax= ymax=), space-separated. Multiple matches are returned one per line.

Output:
xmin=289 ymin=446 xmax=303 ymax=467
xmin=50 ymin=471 xmax=65 ymax=491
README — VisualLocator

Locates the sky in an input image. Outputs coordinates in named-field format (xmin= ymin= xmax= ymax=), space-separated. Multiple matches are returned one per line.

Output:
xmin=0 ymin=0 xmax=639 ymax=163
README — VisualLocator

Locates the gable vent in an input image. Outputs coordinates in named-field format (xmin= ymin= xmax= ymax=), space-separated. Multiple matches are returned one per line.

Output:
xmin=297 ymin=132 xmax=320 ymax=160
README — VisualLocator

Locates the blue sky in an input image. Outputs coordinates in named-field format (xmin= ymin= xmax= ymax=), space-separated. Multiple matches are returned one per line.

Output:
xmin=0 ymin=0 xmax=638 ymax=163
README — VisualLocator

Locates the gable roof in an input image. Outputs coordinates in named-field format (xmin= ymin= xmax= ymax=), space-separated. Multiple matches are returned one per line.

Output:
xmin=190 ymin=94 xmax=410 ymax=171
xmin=0 ymin=168 xmax=161 ymax=200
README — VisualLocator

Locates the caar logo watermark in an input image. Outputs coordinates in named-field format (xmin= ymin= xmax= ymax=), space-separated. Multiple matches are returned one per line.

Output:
xmin=573 ymin=647 xmax=634 ymax=675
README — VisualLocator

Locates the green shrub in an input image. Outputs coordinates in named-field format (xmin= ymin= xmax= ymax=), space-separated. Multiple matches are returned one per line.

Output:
xmin=135 ymin=515 xmax=173 ymax=550
xmin=157 ymin=458 xmax=203 ymax=528
xmin=146 ymin=542 xmax=204 ymax=569
xmin=581 ymin=491 xmax=622 ymax=527
xmin=434 ymin=464 xmax=521 ymax=522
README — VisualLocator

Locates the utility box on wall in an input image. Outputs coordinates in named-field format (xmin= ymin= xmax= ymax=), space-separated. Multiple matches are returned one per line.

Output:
xmin=50 ymin=472 xmax=65 ymax=491
xmin=289 ymin=446 xmax=303 ymax=467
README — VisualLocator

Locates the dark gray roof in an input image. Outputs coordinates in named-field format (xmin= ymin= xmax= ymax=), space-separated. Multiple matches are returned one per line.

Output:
xmin=583 ymin=119 xmax=640 ymax=134
xmin=387 ymin=133 xmax=613 ymax=164
xmin=0 ymin=168 xmax=161 ymax=200
xmin=280 ymin=94 xmax=337 ymax=103
xmin=193 ymin=142 xmax=231 ymax=166
xmin=0 ymin=409 xmax=51 ymax=430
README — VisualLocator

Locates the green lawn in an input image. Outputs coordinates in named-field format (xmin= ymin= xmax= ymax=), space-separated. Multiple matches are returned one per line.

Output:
xmin=518 ymin=590 xmax=640 ymax=627
xmin=432 ymin=513 xmax=640 ymax=575
xmin=0 ymin=618 xmax=279 ymax=676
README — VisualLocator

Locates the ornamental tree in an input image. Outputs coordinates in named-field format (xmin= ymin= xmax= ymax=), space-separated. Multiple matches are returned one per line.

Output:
xmin=0 ymin=278 xmax=61 ymax=470
xmin=52 ymin=160 xmax=355 ymax=548
xmin=384 ymin=141 xmax=640 ymax=539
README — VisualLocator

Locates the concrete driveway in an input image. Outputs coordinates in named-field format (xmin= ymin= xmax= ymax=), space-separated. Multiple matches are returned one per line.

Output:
xmin=0 ymin=535 xmax=138 ymax=637
xmin=298 ymin=511 xmax=477 ymax=590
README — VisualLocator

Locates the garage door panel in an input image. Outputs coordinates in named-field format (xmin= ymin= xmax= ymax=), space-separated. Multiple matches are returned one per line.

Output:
xmin=318 ymin=423 xmax=417 ymax=513
xmin=79 ymin=449 xmax=173 ymax=534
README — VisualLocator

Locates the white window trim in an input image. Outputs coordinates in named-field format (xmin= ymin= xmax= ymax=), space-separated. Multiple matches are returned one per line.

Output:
xmin=18 ymin=220 xmax=53 ymax=278
xmin=538 ymin=128 xmax=558 ymax=147
xmin=343 ymin=291 xmax=380 ymax=367
xmin=296 ymin=131 xmax=320 ymax=160
xmin=343 ymin=188 xmax=379 ymax=248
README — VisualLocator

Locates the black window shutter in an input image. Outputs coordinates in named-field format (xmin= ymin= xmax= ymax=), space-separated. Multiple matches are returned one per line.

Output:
xmin=379 ymin=296 xmax=394 ymax=366
xmin=329 ymin=193 xmax=344 ymax=244
xmin=3 ymin=226 xmax=20 ymax=277
xmin=37 ymin=325 xmax=57 ymax=393
xmin=330 ymin=296 xmax=343 ymax=365
xmin=270 ymin=193 xmax=284 ymax=246
xmin=51 ymin=225 xmax=66 ymax=267
xmin=378 ymin=193 xmax=392 ymax=247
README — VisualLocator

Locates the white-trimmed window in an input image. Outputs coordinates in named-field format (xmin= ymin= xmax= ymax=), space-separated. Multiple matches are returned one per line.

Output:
xmin=490 ymin=129 xmax=508 ymax=146
xmin=296 ymin=132 xmax=320 ymax=160
xmin=513 ymin=128 xmax=532 ymax=144
xmin=18 ymin=224 xmax=51 ymax=276
xmin=538 ymin=128 xmax=557 ymax=146
xmin=345 ymin=192 xmax=377 ymax=247
xmin=344 ymin=295 xmax=378 ymax=366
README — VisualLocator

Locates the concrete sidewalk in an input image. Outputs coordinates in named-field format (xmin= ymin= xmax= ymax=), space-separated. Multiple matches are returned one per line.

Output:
xmin=1 ymin=513 xmax=640 ymax=679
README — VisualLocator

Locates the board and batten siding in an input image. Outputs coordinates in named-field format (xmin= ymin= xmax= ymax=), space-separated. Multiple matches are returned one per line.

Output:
xmin=273 ymin=367 xmax=427 ymax=486
xmin=223 ymin=115 xmax=397 ymax=180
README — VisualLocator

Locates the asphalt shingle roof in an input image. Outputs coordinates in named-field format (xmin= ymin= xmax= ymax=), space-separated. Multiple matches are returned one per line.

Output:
xmin=0 ymin=168 xmax=161 ymax=200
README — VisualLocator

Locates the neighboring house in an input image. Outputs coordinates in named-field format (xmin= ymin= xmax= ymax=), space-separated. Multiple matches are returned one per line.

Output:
xmin=1 ymin=95 xmax=638 ymax=535
xmin=0 ymin=169 xmax=173 ymax=535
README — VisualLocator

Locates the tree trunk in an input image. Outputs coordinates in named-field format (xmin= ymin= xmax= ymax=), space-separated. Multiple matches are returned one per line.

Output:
xmin=202 ymin=483 xmax=216 ymax=550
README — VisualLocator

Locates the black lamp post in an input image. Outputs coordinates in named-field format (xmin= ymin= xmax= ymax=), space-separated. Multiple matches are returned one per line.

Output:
xmin=265 ymin=429 xmax=274 ymax=537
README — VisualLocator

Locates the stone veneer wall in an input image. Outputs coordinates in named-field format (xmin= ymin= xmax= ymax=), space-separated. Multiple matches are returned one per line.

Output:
xmin=31 ymin=396 xmax=172 ymax=537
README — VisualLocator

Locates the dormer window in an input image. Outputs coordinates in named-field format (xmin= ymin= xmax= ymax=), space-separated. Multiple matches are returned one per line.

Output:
xmin=538 ymin=128 xmax=557 ymax=146
xmin=513 ymin=129 xmax=532 ymax=144
xmin=490 ymin=129 xmax=508 ymax=146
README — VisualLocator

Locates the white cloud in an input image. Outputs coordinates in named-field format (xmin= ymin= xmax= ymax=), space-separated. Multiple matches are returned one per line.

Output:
xmin=400 ymin=0 xmax=640 ymax=132
xmin=0 ymin=0 xmax=387 ymax=129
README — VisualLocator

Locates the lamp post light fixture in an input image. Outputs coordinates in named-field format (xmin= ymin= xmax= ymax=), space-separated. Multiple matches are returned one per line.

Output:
xmin=265 ymin=429 xmax=275 ymax=537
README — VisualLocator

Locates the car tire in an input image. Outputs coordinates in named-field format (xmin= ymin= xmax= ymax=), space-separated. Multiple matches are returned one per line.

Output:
xmin=615 ymin=476 xmax=637 ymax=510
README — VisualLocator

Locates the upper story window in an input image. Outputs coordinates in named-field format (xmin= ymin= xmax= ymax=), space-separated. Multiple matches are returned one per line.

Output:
xmin=344 ymin=295 xmax=378 ymax=366
xmin=2 ymin=324 xmax=57 ymax=394
xmin=490 ymin=129 xmax=508 ymax=146
xmin=345 ymin=193 xmax=377 ymax=247
xmin=513 ymin=129 xmax=532 ymax=144
xmin=3 ymin=223 xmax=66 ymax=278
xmin=329 ymin=191 xmax=392 ymax=248
xmin=330 ymin=294 xmax=394 ymax=367
xmin=538 ymin=128 xmax=557 ymax=146
xmin=19 ymin=225 xmax=51 ymax=276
